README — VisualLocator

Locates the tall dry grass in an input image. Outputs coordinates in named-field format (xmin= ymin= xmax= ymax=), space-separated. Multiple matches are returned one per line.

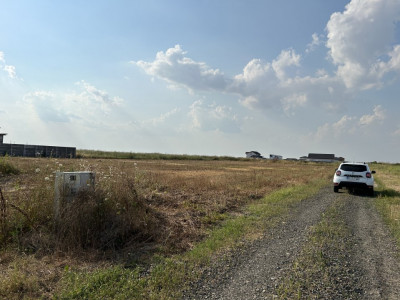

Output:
xmin=0 ymin=157 xmax=335 ymax=298
xmin=0 ymin=158 xmax=334 ymax=256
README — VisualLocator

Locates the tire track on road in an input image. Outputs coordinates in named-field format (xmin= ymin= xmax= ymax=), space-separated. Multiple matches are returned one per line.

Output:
xmin=184 ymin=186 xmax=335 ymax=299
xmin=342 ymin=192 xmax=400 ymax=299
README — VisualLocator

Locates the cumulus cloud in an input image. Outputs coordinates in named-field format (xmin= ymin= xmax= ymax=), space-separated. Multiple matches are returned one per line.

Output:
xmin=133 ymin=45 xmax=229 ymax=91
xmin=3 ymin=65 xmax=17 ymax=79
xmin=326 ymin=0 xmax=400 ymax=88
xmin=306 ymin=33 xmax=324 ymax=53
xmin=188 ymin=100 xmax=240 ymax=133
xmin=271 ymin=49 xmax=301 ymax=81
xmin=75 ymin=80 xmax=123 ymax=114
xmin=135 ymin=45 xmax=346 ymax=113
xmin=359 ymin=105 xmax=385 ymax=125
xmin=0 ymin=51 xmax=18 ymax=79
xmin=22 ymin=82 xmax=125 ymax=124
xmin=134 ymin=0 xmax=400 ymax=115
xmin=280 ymin=93 xmax=307 ymax=115
xmin=308 ymin=105 xmax=386 ymax=143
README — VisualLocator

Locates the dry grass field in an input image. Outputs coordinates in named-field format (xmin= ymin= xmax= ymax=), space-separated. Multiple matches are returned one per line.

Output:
xmin=0 ymin=156 xmax=334 ymax=298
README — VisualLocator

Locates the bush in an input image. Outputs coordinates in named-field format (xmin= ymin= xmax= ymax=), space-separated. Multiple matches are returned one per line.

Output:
xmin=0 ymin=157 xmax=20 ymax=175
xmin=55 ymin=178 xmax=164 ymax=251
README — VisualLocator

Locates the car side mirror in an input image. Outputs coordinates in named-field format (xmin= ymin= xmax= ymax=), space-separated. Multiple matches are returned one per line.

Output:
xmin=372 ymin=171 xmax=376 ymax=174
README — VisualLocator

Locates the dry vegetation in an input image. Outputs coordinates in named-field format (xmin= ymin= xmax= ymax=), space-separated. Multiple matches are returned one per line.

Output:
xmin=0 ymin=156 xmax=333 ymax=298
xmin=370 ymin=163 xmax=400 ymax=250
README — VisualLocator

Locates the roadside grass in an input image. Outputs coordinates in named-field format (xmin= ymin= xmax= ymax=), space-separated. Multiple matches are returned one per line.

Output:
xmin=56 ymin=179 xmax=328 ymax=299
xmin=371 ymin=163 xmax=400 ymax=248
xmin=277 ymin=199 xmax=359 ymax=299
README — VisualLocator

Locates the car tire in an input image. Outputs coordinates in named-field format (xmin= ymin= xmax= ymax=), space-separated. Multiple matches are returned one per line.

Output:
xmin=334 ymin=186 xmax=339 ymax=193
xmin=369 ymin=188 xmax=374 ymax=197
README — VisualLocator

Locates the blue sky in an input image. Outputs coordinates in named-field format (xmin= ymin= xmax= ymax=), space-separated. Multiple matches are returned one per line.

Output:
xmin=1 ymin=0 xmax=400 ymax=162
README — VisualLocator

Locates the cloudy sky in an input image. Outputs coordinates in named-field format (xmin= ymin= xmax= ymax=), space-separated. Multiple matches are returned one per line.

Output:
xmin=1 ymin=0 xmax=400 ymax=162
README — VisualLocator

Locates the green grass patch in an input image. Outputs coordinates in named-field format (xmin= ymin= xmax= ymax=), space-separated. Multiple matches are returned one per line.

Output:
xmin=277 ymin=199 xmax=359 ymax=299
xmin=76 ymin=149 xmax=245 ymax=161
xmin=373 ymin=176 xmax=400 ymax=247
xmin=0 ymin=156 xmax=20 ymax=175
xmin=56 ymin=179 xmax=328 ymax=299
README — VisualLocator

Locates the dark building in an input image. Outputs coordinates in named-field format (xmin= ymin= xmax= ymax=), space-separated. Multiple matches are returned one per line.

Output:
xmin=0 ymin=133 xmax=76 ymax=158
xmin=299 ymin=153 xmax=344 ymax=163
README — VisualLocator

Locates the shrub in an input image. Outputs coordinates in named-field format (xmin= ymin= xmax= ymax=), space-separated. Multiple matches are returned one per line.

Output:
xmin=0 ymin=157 xmax=20 ymax=175
xmin=55 ymin=178 xmax=164 ymax=251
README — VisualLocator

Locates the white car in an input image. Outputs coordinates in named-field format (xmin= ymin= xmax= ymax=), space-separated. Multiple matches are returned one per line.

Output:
xmin=333 ymin=162 xmax=375 ymax=196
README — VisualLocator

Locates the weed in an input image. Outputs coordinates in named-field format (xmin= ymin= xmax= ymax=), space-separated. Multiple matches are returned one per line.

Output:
xmin=0 ymin=157 xmax=334 ymax=299
xmin=373 ymin=166 xmax=400 ymax=247
xmin=0 ymin=156 xmax=20 ymax=175
xmin=277 ymin=200 xmax=359 ymax=299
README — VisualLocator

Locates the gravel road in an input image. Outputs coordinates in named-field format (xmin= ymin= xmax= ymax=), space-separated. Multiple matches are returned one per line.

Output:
xmin=183 ymin=186 xmax=400 ymax=299
xmin=342 ymin=191 xmax=400 ymax=299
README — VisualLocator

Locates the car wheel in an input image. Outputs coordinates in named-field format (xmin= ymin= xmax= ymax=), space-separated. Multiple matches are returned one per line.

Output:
xmin=334 ymin=186 xmax=339 ymax=193
xmin=369 ymin=188 xmax=374 ymax=197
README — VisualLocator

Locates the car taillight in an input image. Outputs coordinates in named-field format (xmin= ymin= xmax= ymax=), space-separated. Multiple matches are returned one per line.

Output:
xmin=366 ymin=172 xmax=371 ymax=178
xmin=336 ymin=170 xmax=341 ymax=176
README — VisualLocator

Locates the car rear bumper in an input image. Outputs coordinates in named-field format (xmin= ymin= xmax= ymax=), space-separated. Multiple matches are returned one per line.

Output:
xmin=334 ymin=181 xmax=373 ymax=189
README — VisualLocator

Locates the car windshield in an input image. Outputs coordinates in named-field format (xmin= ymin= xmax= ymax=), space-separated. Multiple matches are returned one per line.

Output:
xmin=340 ymin=164 xmax=367 ymax=172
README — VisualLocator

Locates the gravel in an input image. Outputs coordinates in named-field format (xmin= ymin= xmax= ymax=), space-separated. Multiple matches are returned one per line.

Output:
xmin=183 ymin=186 xmax=335 ymax=299
xmin=183 ymin=186 xmax=400 ymax=299
xmin=341 ymin=191 xmax=400 ymax=299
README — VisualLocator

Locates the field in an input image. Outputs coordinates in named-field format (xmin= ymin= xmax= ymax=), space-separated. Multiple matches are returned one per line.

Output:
xmin=0 ymin=156 xmax=334 ymax=298
xmin=3 ymin=157 xmax=400 ymax=298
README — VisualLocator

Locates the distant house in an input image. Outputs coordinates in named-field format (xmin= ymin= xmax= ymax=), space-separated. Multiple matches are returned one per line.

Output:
xmin=0 ymin=133 xmax=76 ymax=158
xmin=300 ymin=153 xmax=344 ymax=163
xmin=269 ymin=154 xmax=283 ymax=160
xmin=245 ymin=151 xmax=265 ymax=159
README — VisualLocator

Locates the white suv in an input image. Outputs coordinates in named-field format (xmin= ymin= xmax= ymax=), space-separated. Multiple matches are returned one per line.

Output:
xmin=333 ymin=162 xmax=375 ymax=196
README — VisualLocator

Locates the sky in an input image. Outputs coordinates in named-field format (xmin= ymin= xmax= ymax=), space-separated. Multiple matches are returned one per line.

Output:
xmin=1 ymin=0 xmax=400 ymax=162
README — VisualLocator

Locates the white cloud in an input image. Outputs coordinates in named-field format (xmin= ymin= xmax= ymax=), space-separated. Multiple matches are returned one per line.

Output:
xmin=75 ymin=80 xmax=123 ymax=114
xmin=280 ymin=93 xmax=307 ymax=115
xmin=188 ymin=100 xmax=240 ymax=133
xmin=133 ymin=45 xmax=229 ymax=92
xmin=144 ymin=108 xmax=180 ymax=126
xmin=22 ymin=82 xmax=125 ymax=124
xmin=134 ymin=1 xmax=400 ymax=115
xmin=308 ymin=105 xmax=386 ymax=143
xmin=326 ymin=0 xmax=400 ymax=89
xmin=313 ymin=115 xmax=356 ymax=140
xmin=23 ymin=91 xmax=70 ymax=123
xmin=0 ymin=51 xmax=18 ymax=79
xmin=3 ymin=65 xmax=17 ymax=79
xmin=271 ymin=49 xmax=301 ymax=81
xmin=306 ymin=33 xmax=324 ymax=53
xmin=135 ymin=45 xmax=348 ymax=113
xmin=359 ymin=105 xmax=385 ymax=125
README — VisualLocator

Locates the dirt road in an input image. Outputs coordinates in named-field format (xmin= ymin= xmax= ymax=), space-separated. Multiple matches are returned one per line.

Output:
xmin=184 ymin=186 xmax=400 ymax=299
